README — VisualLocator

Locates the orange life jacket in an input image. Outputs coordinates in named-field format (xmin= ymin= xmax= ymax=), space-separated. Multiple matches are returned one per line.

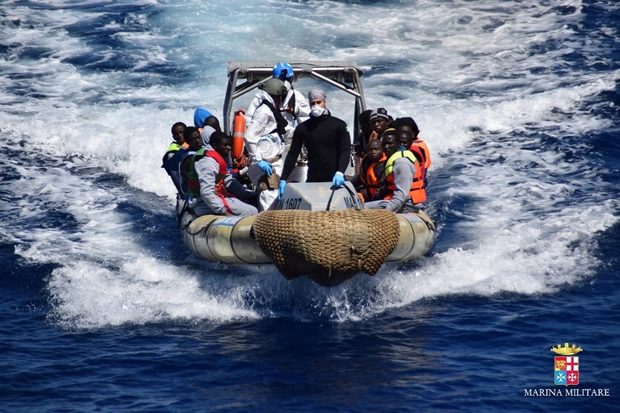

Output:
xmin=409 ymin=141 xmax=430 ymax=192
xmin=412 ymin=138 xmax=431 ymax=170
xmin=384 ymin=149 xmax=427 ymax=204
xmin=359 ymin=153 xmax=387 ymax=200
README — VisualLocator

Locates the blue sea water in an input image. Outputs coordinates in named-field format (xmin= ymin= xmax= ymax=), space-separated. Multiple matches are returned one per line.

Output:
xmin=1 ymin=0 xmax=619 ymax=411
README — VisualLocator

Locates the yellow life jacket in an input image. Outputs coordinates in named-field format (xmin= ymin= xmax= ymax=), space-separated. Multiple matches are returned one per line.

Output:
xmin=385 ymin=149 xmax=427 ymax=204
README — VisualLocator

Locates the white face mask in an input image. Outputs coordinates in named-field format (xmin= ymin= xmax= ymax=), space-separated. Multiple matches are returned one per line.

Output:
xmin=310 ymin=104 xmax=326 ymax=117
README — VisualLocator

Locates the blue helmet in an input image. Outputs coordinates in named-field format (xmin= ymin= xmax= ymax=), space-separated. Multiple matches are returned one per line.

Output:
xmin=273 ymin=62 xmax=294 ymax=81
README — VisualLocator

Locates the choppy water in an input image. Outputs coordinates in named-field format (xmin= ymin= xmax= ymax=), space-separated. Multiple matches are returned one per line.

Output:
xmin=1 ymin=1 xmax=618 ymax=411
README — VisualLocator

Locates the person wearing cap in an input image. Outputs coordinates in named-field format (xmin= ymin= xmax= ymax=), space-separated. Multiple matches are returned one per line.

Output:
xmin=278 ymin=88 xmax=351 ymax=198
xmin=353 ymin=108 xmax=392 ymax=168
xmin=244 ymin=77 xmax=289 ymax=210
xmin=368 ymin=107 xmax=392 ymax=141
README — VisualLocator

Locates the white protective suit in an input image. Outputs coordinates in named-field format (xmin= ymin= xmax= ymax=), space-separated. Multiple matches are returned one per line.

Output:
xmin=246 ymin=81 xmax=310 ymax=143
xmin=244 ymin=90 xmax=288 ymax=211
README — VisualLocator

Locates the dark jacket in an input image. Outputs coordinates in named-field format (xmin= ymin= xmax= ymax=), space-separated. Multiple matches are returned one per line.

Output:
xmin=281 ymin=113 xmax=351 ymax=182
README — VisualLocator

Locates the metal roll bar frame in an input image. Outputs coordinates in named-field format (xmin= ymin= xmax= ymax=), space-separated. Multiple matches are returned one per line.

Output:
xmin=223 ymin=61 xmax=367 ymax=142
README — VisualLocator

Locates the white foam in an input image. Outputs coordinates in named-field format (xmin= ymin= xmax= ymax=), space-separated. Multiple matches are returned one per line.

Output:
xmin=6 ymin=160 xmax=265 ymax=327
xmin=47 ymin=259 xmax=260 ymax=328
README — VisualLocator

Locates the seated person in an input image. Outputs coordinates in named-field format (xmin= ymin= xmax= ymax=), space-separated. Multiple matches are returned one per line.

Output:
xmin=394 ymin=117 xmax=431 ymax=195
xmin=394 ymin=117 xmax=431 ymax=170
xmin=364 ymin=128 xmax=424 ymax=212
xmin=194 ymin=107 xmax=221 ymax=131
xmin=161 ymin=121 xmax=188 ymax=193
xmin=351 ymin=136 xmax=388 ymax=202
xmin=168 ymin=122 xmax=188 ymax=152
xmin=193 ymin=107 xmax=221 ymax=147
xmin=368 ymin=108 xmax=393 ymax=141
xmin=353 ymin=109 xmax=373 ymax=158
xmin=353 ymin=108 xmax=390 ymax=169
xmin=178 ymin=127 xmax=207 ymax=198
xmin=186 ymin=131 xmax=258 ymax=217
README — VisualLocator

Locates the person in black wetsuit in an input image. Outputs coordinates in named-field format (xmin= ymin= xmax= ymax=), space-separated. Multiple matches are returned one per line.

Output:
xmin=278 ymin=88 xmax=351 ymax=198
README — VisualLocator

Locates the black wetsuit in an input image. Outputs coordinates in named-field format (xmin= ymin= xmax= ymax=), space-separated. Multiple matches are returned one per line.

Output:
xmin=281 ymin=114 xmax=351 ymax=182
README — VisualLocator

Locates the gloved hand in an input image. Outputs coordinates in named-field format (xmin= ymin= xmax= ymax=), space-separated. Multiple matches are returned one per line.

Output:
xmin=331 ymin=171 xmax=345 ymax=188
xmin=278 ymin=179 xmax=287 ymax=200
xmin=257 ymin=160 xmax=272 ymax=176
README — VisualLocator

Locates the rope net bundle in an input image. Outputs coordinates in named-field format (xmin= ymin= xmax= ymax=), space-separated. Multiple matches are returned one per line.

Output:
xmin=253 ymin=209 xmax=400 ymax=283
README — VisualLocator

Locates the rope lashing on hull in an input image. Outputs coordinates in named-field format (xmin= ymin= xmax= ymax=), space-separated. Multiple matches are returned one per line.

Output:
xmin=253 ymin=209 xmax=400 ymax=281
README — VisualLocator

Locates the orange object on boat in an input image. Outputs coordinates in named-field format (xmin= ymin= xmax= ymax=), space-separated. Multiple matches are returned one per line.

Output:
xmin=232 ymin=110 xmax=246 ymax=160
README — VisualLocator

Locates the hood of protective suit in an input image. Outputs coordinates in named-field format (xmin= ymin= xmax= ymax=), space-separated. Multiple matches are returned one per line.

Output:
xmin=253 ymin=90 xmax=276 ymax=105
xmin=193 ymin=107 xmax=213 ymax=128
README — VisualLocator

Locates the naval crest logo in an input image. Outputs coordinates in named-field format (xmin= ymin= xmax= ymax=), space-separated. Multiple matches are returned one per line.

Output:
xmin=551 ymin=342 xmax=583 ymax=386
xmin=522 ymin=342 xmax=610 ymax=397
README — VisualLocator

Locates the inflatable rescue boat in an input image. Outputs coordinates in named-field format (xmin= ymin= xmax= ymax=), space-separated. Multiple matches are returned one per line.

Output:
xmin=179 ymin=61 xmax=435 ymax=286
xmin=181 ymin=182 xmax=435 ymax=286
